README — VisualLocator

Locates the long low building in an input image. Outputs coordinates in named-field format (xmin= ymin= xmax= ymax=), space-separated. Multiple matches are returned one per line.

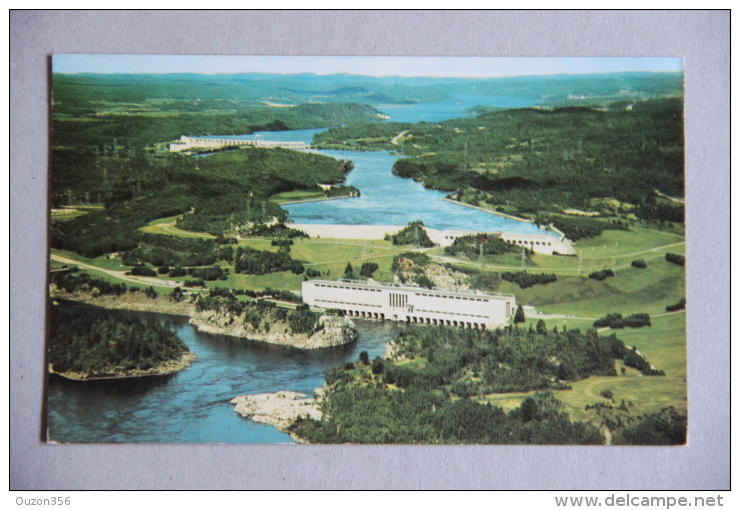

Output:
xmin=292 ymin=224 xmax=575 ymax=255
xmin=302 ymin=279 xmax=516 ymax=329
xmin=169 ymin=135 xmax=308 ymax=152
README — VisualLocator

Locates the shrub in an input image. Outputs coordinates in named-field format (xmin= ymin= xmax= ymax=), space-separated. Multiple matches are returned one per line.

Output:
xmin=305 ymin=268 xmax=322 ymax=278
xmin=169 ymin=266 xmax=187 ymax=278
xmin=666 ymin=297 xmax=686 ymax=312
xmin=589 ymin=269 xmax=614 ymax=281
xmin=371 ymin=357 xmax=385 ymax=375
xmin=594 ymin=313 xmax=650 ymax=329
xmin=623 ymin=313 xmax=651 ymax=328
xmin=631 ymin=259 xmax=647 ymax=269
xmin=359 ymin=262 xmax=379 ymax=278
xmin=600 ymin=389 xmax=614 ymax=399
xmin=501 ymin=271 xmax=557 ymax=289
xmin=130 ymin=265 xmax=157 ymax=277
xmin=665 ymin=253 xmax=685 ymax=266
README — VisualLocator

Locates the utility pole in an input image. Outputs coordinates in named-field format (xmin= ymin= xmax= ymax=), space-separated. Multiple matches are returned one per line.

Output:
xmin=480 ymin=242 xmax=484 ymax=266
xmin=521 ymin=247 xmax=527 ymax=270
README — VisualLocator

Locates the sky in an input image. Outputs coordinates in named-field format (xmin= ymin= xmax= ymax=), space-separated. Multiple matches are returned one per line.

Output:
xmin=52 ymin=55 xmax=683 ymax=78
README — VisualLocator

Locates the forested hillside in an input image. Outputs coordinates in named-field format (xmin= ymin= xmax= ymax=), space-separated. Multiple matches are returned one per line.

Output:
xmin=316 ymin=98 xmax=685 ymax=225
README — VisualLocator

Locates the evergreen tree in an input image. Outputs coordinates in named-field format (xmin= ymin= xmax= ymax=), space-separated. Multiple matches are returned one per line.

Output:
xmin=514 ymin=305 xmax=526 ymax=324
xmin=344 ymin=262 xmax=355 ymax=279
xmin=536 ymin=319 xmax=548 ymax=335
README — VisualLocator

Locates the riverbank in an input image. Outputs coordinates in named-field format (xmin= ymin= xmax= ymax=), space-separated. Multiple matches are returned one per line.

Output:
xmin=49 ymin=351 xmax=198 ymax=381
xmin=190 ymin=310 xmax=358 ymax=349
xmin=274 ymin=194 xmax=357 ymax=205
xmin=51 ymin=289 xmax=358 ymax=349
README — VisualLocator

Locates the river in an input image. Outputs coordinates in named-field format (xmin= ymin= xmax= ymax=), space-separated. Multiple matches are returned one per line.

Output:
xmin=48 ymin=94 xmax=544 ymax=443
xmin=201 ymin=94 xmax=554 ymax=236
xmin=47 ymin=302 xmax=402 ymax=444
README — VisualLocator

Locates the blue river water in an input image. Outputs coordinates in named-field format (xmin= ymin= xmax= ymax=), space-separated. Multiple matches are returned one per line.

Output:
xmin=200 ymin=95 xmax=554 ymax=236
xmin=48 ymin=94 xmax=546 ymax=443
xmin=47 ymin=303 xmax=402 ymax=444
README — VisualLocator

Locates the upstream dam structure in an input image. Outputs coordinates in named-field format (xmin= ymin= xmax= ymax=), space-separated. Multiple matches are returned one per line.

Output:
xmin=169 ymin=135 xmax=308 ymax=152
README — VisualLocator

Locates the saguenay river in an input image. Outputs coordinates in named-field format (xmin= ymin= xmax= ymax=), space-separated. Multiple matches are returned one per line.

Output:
xmin=48 ymin=94 xmax=545 ymax=444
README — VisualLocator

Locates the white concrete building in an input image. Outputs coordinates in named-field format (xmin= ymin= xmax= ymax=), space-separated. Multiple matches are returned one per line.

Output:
xmin=302 ymin=279 xmax=516 ymax=329
xmin=169 ymin=135 xmax=308 ymax=153
xmin=292 ymin=224 xmax=576 ymax=255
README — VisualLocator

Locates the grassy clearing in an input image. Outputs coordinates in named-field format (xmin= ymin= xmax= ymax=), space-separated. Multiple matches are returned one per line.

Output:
xmin=498 ymin=256 xmax=685 ymax=317
xmin=479 ymin=313 xmax=687 ymax=423
xmin=269 ymin=190 xmax=325 ymax=203
xmin=140 ymin=216 xmax=216 ymax=239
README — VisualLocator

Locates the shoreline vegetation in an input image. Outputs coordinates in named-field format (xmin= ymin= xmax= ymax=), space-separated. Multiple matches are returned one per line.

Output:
xmin=49 ymin=351 xmax=197 ymax=381
xmin=51 ymin=289 xmax=358 ymax=350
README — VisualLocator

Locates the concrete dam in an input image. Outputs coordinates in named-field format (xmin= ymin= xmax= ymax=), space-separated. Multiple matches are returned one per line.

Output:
xmin=169 ymin=135 xmax=309 ymax=153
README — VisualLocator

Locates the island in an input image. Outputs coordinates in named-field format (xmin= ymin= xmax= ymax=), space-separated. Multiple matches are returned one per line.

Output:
xmin=49 ymin=303 xmax=197 ymax=381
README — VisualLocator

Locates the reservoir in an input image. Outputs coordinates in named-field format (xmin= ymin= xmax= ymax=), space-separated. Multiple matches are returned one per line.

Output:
xmin=48 ymin=94 xmax=546 ymax=443
xmin=201 ymin=95 xmax=556 ymax=237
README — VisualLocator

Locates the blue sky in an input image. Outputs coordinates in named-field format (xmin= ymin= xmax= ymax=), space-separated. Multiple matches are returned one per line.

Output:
xmin=52 ymin=55 xmax=683 ymax=77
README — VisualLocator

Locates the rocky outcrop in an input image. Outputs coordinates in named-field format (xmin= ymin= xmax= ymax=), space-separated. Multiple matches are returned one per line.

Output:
xmin=421 ymin=262 xmax=470 ymax=291
xmin=231 ymin=390 xmax=323 ymax=433
xmin=189 ymin=311 xmax=358 ymax=349
xmin=397 ymin=260 xmax=470 ymax=292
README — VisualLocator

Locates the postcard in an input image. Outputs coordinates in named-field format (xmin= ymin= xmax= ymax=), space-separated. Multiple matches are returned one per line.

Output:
xmin=48 ymin=55 xmax=686 ymax=445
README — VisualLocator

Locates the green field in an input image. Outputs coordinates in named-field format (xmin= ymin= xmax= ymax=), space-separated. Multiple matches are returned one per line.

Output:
xmin=140 ymin=216 xmax=217 ymax=239
xmin=269 ymin=190 xmax=326 ymax=203
xmin=481 ymin=312 xmax=686 ymax=426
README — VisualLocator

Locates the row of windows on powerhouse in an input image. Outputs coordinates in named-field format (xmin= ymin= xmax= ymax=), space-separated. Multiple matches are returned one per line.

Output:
xmin=443 ymin=237 xmax=553 ymax=246
xmin=311 ymin=283 xmax=492 ymax=302
xmin=313 ymin=299 xmax=490 ymax=319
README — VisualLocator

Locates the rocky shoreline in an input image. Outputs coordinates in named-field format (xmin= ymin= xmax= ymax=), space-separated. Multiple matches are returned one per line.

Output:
xmin=190 ymin=309 xmax=358 ymax=349
xmin=51 ymin=289 xmax=358 ymax=349
xmin=231 ymin=389 xmax=324 ymax=442
xmin=49 ymin=351 xmax=198 ymax=381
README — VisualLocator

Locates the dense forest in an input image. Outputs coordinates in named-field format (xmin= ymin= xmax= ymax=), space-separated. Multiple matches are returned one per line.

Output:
xmin=49 ymin=305 xmax=190 ymax=376
xmin=291 ymin=327 xmax=675 ymax=444
xmin=50 ymin=147 xmax=350 ymax=259
xmin=316 ymin=98 xmax=685 ymax=225
xmin=286 ymin=323 xmax=679 ymax=444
